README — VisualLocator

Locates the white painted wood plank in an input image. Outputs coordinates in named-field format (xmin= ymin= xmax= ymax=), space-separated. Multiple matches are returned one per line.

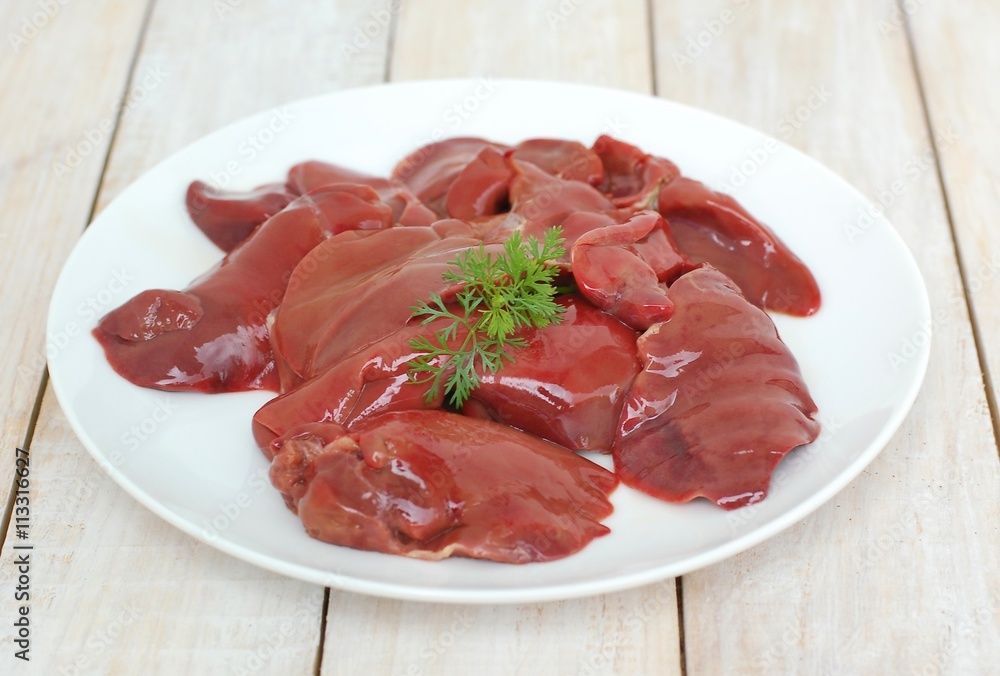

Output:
xmin=391 ymin=0 xmax=652 ymax=93
xmin=0 ymin=387 xmax=327 ymax=674
xmin=0 ymin=0 xmax=149 ymax=507
xmin=321 ymin=3 xmax=682 ymax=676
xmin=908 ymin=2 xmax=1000 ymax=432
xmin=95 ymin=0 xmax=393 ymax=210
xmin=324 ymin=582 xmax=679 ymax=676
xmin=0 ymin=0 xmax=391 ymax=672
xmin=650 ymin=0 xmax=1000 ymax=673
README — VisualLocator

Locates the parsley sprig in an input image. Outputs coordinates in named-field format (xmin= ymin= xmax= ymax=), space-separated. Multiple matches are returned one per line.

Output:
xmin=408 ymin=227 xmax=567 ymax=407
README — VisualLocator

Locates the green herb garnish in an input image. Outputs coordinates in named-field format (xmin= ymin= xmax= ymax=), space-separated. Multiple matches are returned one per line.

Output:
xmin=408 ymin=227 xmax=567 ymax=407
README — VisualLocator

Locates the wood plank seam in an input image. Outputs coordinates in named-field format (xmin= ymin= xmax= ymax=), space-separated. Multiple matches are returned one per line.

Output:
xmin=383 ymin=0 xmax=401 ymax=82
xmin=313 ymin=588 xmax=331 ymax=676
xmin=900 ymin=7 xmax=1000 ymax=458
xmin=674 ymin=578 xmax=687 ymax=676
xmin=79 ymin=0 xmax=159 ymax=228
xmin=644 ymin=1 xmax=1000 ymax=671
xmin=0 ymin=372 xmax=47 ymax=552
xmin=13 ymin=0 xmax=158 ymax=474
xmin=646 ymin=1 xmax=687 ymax=671
xmin=318 ymin=3 xmax=400 ymax=672
xmin=0 ymin=0 xmax=157 ymax=550
xmin=646 ymin=0 xmax=660 ymax=96
xmin=2 ymin=1 xmax=392 ymax=672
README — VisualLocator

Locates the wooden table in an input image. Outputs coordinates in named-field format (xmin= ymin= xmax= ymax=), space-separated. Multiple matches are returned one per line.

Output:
xmin=1 ymin=1 xmax=998 ymax=673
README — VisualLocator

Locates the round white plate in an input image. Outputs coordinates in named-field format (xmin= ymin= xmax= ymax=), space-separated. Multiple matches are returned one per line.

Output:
xmin=47 ymin=79 xmax=931 ymax=603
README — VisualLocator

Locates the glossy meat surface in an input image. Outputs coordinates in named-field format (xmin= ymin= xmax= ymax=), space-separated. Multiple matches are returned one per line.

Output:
xmin=487 ymin=156 xmax=614 ymax=239
xmin=401 ymin=137 xmax=605 ymax=223
xmin=95 ymin=133 xmax=827 ymax=558
xmin=270 ymin=225 xmax=497 ymax=388
xmin=287 ymin=160 xmax=437 ymax=226
xmin=94 ymin=186 xmax=393 ymax=392
xmin=268 ymin=411 xmax=618 ymax=562
xmin=462 ymin=296 xmax=640 ymax=451
xmin=287 ymin=159 xmax=390 ymax=195
xmin=253 ymin=321 xmax=456 ymax=452
xmin=444 ymin=146 xmax=512 ymax=220
xmin=393 ymin=137 xmax=508 ymax=216
xmin=185 ymin=181 xmax=293 ymax=252
xmin=614 ymin=266 xmax=820 ymax=509
xmin=657 ymin=177 xmax=821 ymax=315
xmin=571 ymin=210 xmax=692 ymax=330
xmin=593 ymin=135 xmax=680 ymax=208
xmin=509 ymin=157 xmax=613 ymax=225
xmin=512 ymin=138 xmax=604 ymax=184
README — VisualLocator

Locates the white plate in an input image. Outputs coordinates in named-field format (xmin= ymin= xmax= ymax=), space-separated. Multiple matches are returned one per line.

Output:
xmin=47 ymin=79 xmax=931 ymax=603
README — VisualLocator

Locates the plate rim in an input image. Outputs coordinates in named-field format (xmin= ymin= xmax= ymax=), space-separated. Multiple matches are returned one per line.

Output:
xmin=46 ymin=77 xmax=932 ymax=604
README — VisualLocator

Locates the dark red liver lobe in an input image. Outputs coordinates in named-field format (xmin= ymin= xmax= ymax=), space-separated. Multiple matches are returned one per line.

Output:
xmin=592 ymin=135 xmax=680 ymax=208
xmin=98 ymin=289 xmax=203 ymax=342
xmin=286 ymin=160 xmax=437 ymax=226
xmin=484 ymin=157 xmax=614 ymax=241
xmin=253 ymin=320 xmax=457 ymax=452
xmin=94 ymin=185 xmax=393 ymax=393
xmin=657 ymin=177 xmax=821 ymax=316
xmin=287 ymin=159 xmax=389 ymax=195
xmin=443 ymin=146 xmax=513 ymax=220
xmin=462 ymin=295 xmax=640 ymax=452
xmin=571 ymin=210 xmax=693 ymax=330
xmin=268 ymin=411 xmax=618 ymax=563
xmin=185 ymin=181 xmax=294 ymax=252
xmin=614 ymin=266 xmax=820 ymax=509
xmin=392 ymin=137 xmax=509 ymax=216
xmin=270 ymin=225 xmax=498 ymax=389
xmin=512 ymin=138 xmax=604 ymax=185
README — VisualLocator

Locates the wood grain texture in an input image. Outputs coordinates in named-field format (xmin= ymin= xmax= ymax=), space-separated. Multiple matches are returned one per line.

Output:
xmin=0 ymin=387 xmax=326 ymax=674
xmin=0 ymin=0 xmax=150 ymax=509
xmin=318 ymin=2 xmax=682 ymax=675
xmin=5 ymin=0 xmax=999 ymax=673
xmin=323 ymin=583 xmax=679 ymax=676
xmin=651 ymin=0 xmax=1000 ymax=672
xmin=391 ymin=0 xmax=652 ymax=92
xmin=908 ymin=2 xmax=1000 ymax=438
xmin=94 ymin=0 xmax=393 ymax=209
xmin=0 ymin=0 xmax=392 ymax=673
